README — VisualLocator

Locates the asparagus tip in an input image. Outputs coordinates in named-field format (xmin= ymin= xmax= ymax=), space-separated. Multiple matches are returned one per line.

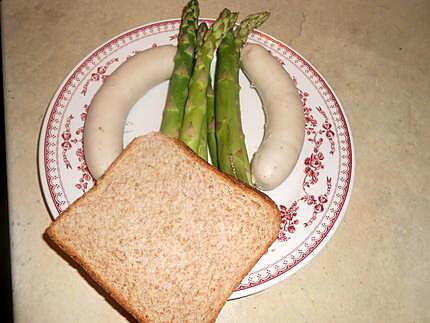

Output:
xmin=234 ymin=11 xmax=271 ymax=45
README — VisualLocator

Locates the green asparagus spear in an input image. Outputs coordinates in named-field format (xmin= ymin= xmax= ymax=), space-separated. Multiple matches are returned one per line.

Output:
xmin=179 ymin=9 xmax=238 ymax=153
xmin=196 ymin=21 xmax=208 ymax=48
xmin=197 ymin=106 xmax=209 ymax=160
xmin=196 ymin=22 xmax=218 ymax=165
xmin=215 ymin=31 xmax=246 ymax=182
xmin=160 ymin=0 xmax=199 ymax=138
xmin=196 ymin=22 xmax=209 ymax=160
xmin=206 ymin=80 xmax=218 ymax=167
xmin=215 ymin=12 xmax=270 ymax=185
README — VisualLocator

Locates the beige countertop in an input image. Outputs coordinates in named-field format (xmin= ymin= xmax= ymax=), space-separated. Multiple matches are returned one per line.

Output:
xmin=3 ymin=0 xmax=430 ymax=322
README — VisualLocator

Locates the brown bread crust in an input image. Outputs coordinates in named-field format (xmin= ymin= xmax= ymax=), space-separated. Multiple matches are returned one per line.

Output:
xmin=46 ymin=132 xmax=280 ymax=322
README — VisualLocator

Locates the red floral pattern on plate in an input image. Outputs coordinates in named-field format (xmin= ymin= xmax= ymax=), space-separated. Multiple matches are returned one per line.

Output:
xmin=81 ymin=57 xmax=119 ymax=95
xmin=59 ymin=104 xmax=94 ymax=192
xmin=277 ymin=89 xmax=336 ymax=241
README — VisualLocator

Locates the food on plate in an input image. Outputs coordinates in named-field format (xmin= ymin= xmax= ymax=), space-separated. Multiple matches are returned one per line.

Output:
xmin=46 ymin=132 xmax=280 ymax=323
xmin=195 ymin=22 xmax=210 ymax=161
xmin=83 ymin=4 xmax=304 ymax=189
xmin=160 ymin=0 xmax=199 ymax=138
xmin=241 ymin=44 xmax=305 ymax=190
xmin=215 ymin=12 xmax=270 ymax=186
xmin=84 ymin=45 xmax=176 ymax=179
xmin=179 ymin=9 xmax=238 ymax=154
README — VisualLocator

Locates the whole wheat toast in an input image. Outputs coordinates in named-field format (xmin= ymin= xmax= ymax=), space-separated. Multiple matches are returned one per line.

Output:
xmin=46 ymin=132 xmax=280 ymax=322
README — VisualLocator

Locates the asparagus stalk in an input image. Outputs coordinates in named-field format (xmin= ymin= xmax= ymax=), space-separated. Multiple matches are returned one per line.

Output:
xmin=206 ymin=80 xmax=218 ymax=167
xmin=196 ymin=22 xmax=218 ymax=165
xmin=160 ymin=0 xmax=199 ymax=138
xmin=196 ymin=22 xmax=209 ymax=160
xmin=179 ymin=9 xmax=238 ymax=153
xmin=215 ymin=12 xmax=270 ymax=185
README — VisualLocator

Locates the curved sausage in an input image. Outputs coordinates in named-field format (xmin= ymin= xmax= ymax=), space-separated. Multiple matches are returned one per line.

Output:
xmin=84 ymin=45 xmax=176 ymax=179
xmin=241 ymin=44 xmax=305 ymax=190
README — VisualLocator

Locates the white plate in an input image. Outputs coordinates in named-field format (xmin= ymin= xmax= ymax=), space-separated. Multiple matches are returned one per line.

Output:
xmin=38 ymin=19 xmax=354 ymax=299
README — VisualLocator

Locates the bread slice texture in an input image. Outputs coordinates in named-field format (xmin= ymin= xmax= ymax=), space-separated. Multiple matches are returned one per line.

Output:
xmin=46 ymin=132 xmax=280 ymax=323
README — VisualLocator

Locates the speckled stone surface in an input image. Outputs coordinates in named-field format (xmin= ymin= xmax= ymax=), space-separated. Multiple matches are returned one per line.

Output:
xmin=3 ymin=0 xmax=430 ymax=322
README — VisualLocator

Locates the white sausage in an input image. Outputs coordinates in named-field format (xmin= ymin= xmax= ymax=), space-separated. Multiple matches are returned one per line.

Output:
xmin=241 ymin=44 xmax=305 ymax=190
xmin=84 ymin=45 xmax=176 ymax=179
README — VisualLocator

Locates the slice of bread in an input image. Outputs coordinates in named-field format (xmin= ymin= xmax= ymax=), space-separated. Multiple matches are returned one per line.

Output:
xmin=46 ymin=132 xmax=280 ymax=322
